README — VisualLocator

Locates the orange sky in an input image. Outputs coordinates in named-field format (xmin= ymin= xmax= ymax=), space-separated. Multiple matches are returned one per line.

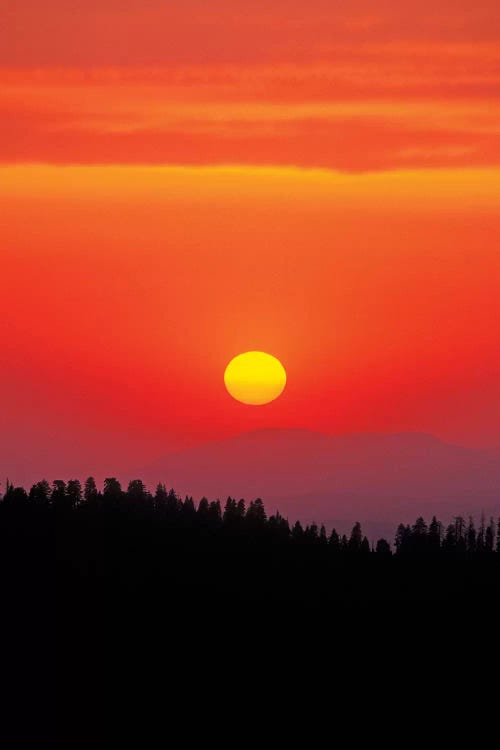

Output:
xmin=1 ymin=1 xmax=499 ymax=479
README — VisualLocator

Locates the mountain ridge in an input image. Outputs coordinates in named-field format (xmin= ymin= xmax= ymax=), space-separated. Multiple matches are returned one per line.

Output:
xmin=136 ymin=428 xmax=500 ymax=526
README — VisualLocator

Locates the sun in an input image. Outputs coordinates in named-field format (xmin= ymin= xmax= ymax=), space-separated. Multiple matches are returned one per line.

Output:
xmin=224 ymin=351 xmax=287 ymax=405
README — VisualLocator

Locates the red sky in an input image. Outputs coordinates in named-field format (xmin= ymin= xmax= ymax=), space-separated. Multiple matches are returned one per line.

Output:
xmin=1 ymin=1 xmax=500 ymax=481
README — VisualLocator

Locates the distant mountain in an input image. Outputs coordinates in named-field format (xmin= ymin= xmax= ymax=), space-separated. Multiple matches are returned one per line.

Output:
xmin=137 ymin=429 xmax=500 ymax=529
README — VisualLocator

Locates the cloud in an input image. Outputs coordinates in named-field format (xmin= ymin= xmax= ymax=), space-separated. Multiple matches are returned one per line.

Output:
xmin=2 ymin=1 xmax=500 ymax=65
xmin=1 ymin=55 xmax=500 ymax=170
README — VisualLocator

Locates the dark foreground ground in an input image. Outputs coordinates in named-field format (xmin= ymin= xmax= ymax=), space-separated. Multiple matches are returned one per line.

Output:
xmin=2 ymin=498 xmax=499 ymax=746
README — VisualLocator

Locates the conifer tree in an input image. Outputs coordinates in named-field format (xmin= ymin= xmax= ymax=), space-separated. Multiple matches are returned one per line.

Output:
xmin=208 ymin=500 xmax=222 ymax=525
xmin=360 ymin=537 xmax=371 ymax=555
xmin=166 ymin=488 xmax=180 ymax=516
xmin=428 ymin=516 xmax=442 ymax=553
xmin=466 ymin=516 xmax=476 ymax=554
xmin=51 ymin=480 xmax=67 ymax=510
xmin=328 ymin=528 xmax=340 ymax=553
xmin=292 ymin=520 xmax=304 ymax=543
xmin=246 ymin=498 xmax=267 ymax=528
xmin=485 ymin=517 xmax=495 ymax=553
xmin=154 ymin=483 xmax=168 ymax=512
xmin=223 ymin=497 xmax=238 ymax=525
xmin=375 ymin=538 xmax=391 ymax=557
xmin=395 ymin=523 xmax=410 ymax=554
xmin=66 ymin=479 xmax=82 ymax=510
xmin=197 ymin=497 xmax=210 ymax=522
xmin=29 ymin=479 xmax=51 ymax=507
xmin=236 ymin=499 xmax=246 ymax=522
xmin=443 ymin=523 xmax=456 ymax=552
xmin=348 ymin=521 xmax=363 ymax=553
xmin=305 ymin=522 xmax=319 ymax=543
xmin=84 ymin=477 xmax=98 ymax=503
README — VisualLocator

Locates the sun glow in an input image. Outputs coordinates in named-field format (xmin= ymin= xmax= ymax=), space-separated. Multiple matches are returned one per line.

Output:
xmin=224 ymin=351 xmax=287 ymax=406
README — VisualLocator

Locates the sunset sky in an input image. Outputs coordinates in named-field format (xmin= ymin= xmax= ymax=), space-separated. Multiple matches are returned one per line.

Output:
xmin=1 ymin=1 xmax=500 ymax=481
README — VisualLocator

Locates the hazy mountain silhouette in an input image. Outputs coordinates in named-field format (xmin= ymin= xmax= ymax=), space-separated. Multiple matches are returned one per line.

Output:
xmin=138 ymin=429 xmax=500 ymax=530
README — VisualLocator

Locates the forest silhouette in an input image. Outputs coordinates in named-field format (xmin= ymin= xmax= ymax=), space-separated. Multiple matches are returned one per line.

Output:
xmin=3 ymin=476 xmax=500 ymax=596
xmin=3 ymin=475 xmax=500 ymax=745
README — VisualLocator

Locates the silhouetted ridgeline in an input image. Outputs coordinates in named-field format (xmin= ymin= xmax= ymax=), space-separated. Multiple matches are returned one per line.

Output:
xmin=0 ymin=477 xmax=500 ymax=572
xmin=2 ymin=476 xmax=500 ymax=557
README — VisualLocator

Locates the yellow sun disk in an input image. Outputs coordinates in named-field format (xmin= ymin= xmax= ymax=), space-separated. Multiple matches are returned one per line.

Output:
xmin=224 ymin=351 xmax=287 ymax=405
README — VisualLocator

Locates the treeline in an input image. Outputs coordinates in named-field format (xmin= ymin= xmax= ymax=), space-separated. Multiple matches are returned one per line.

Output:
xmin=2 ymin=476 xmax=500 ymax=557
xmin=3 ymin=471 xmax=500 ymax=747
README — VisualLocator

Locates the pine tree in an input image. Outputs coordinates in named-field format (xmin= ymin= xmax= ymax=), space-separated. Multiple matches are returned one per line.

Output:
xmin=127 ymin=479 xmax=148 ymax=503
xmin=328 ymin=528 xmax=340 ymax=553
xmin=268 ymin=512 xmax=290 ymax=541
xmin=2 ymin=482 xmax=28 ymax=506
xmin=454 ymin=516 xmax=467 ymax=555
xmin=154 ymin=483 xmax=168 ymax=512
xmin=395 ymin=523 xmax=410 ymax=554
xmin=208 ymin=500 xmax=222 ymax=525
xmin=375 ymin=538 xmax=391 ymax=557
xmin=485 ymin=517 xmax=495 ymax=553
xmin=197 ymin=497 xmax=210 ymax=522
xmin=236 ymin=499 xmax=246 ymax=522
xmin=66 ymin=479 xmax=82 ymax=510
xmin=223 ymin=497 xmax=238 ymax=525
xmin=103 ymin=478 xmax=122 ymax=509
xmin=304 ymin=523 xmax=319 ymax=543
xmin=476 ymin=513 xmax=486 ymax=553
xmin=411 ymin=517 xmax=429 ymax=554
xmin=166 ymin=488 xmax=180 ymax=516
xmin=466 ymin=516 xmax=476 ymax=554
xmin=348 ymin=521 xmax=363 ymax=553
xmin=51 ymin=480 xmax=67 ymax=510
xmin=29 ymin=479 xmax=51 ymax=507
xmin=443 ymin=523 xmax=456 ymax=553
xmin=181 ymin=496 xmax=196 ymax=520
xmin=291 ymin=520 xmax=304 ymax=543
xmin=428 ymin=516 xmax=442 ymax=553
xmin=246 ymin=498 xmax=267 ymax=529
xmin=412 ymin=517 xmax=428 ymax=537
xmin=84 ymin=477 xmax=98 ymax=503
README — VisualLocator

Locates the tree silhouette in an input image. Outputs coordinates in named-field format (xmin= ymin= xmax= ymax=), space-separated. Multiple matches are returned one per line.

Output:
xmin=292 ymin=520 xmax=304 ymax=543
xmin=29 ymin=480 xmax=51 ymax=507
xmin=328 ymin=528 xmax=340 ymax=553
xmin=223 ymin=497 xmax=239 ymax=526
xmin=84 ymin=476 xmax=98 ymax=504
xmin=319 ymin=524 xmax=328 ymax=546
xmin=304 ymin=523 xmax=319 ymax=543
xmin=360 ymin=537 xmax=371 ymax=555
xmin=197 ymin=496 xmax=210 ymax=522
xmin=485 ymin=517 xmax=496 ymax=553
xmin=3 ymin=475 xmax=500 ymax=613
xmin=246 ymin=498 xmax=266 ymax=531
xmin=376 ymin=538 xmax=391 ymax=557
xmin=154 ymin=483 xmax=168 ymax=513
xmin=395 ymin=524 xmax=411 ymax=555
xmin=66 ymin=479 xmax=82 ymax=510
xmin=429 ymin=516 xmax=442 ymax=553
xmin=166 ymin=488 xmax=180 ymax=517
xmin=348 ymin=521 xmax=363 ymax=553
xmin=466 ymin=516 xmax=476 ymax=554
xmin=208 ymin=500 xmax=222 ymax=525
